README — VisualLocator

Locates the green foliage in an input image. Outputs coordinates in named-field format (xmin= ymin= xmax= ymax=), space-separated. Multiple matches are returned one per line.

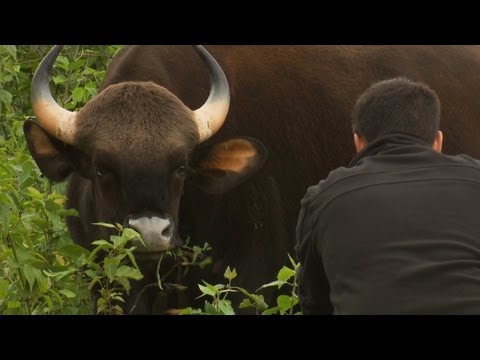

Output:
xmin=257 ymin=254 xmax=301 ymax=315
xmin=163 ymin=239 xmax=213 ymax=285
xmin=86 ymin=223 xmax=144 ymax=315
xmin=124 ymin=239 xmax=213 ymax=314
xmin=180 ymin=254 xmax=302 ymax=315
xmin=0 ymin=45 xmax=121 ymax=314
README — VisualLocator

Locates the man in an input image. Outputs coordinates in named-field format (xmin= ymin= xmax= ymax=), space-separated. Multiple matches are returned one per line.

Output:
xmin=295 ymin=77 xmax=480 ymax=315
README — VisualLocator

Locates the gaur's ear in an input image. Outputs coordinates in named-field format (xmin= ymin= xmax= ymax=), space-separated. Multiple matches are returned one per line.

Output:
xmin=23 ymin=119 xmax=87 ymax=182
xmin=191 ymin=137 xmax=268 ymax=194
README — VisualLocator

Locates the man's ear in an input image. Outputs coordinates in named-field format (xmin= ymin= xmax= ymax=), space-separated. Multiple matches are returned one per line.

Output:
xmin=190 ymin=137 xmax=268 ymax=194
xmin=432 ymin=130 xmax=443 ymax=153
xmin=23 ymin=119 xmax=87 ymax=182
xmin=353 ymin=133 xmax=368 ymax=153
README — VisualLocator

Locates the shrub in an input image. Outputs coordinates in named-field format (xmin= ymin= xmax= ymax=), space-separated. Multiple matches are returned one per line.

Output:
xmin=0 ymin=45 xmax=121 ymax=314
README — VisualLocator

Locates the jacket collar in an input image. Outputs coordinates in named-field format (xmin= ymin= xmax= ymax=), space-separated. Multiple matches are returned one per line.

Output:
xmin=349 ymin=133 xmax=433 ymax=167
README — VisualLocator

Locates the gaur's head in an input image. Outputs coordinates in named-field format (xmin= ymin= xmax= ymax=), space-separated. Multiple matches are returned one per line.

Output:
xmin=24 ymin=45 xmax=267 ymax=255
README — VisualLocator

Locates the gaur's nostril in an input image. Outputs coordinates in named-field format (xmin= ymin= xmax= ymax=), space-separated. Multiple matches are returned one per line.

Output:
xmin=162 ymin=224 xmax=173 ymax=237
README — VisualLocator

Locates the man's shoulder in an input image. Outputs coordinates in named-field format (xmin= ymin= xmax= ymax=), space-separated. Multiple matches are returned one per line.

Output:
xmin=297 ymin=165 xmax=361 ymax=249
xmin=444 ymin=153 xmax=480 ymax=168
xmin=301 ymin=165 xmax=360 ymax=207
xmin=300 ymin=151 xmax=480 ymax=216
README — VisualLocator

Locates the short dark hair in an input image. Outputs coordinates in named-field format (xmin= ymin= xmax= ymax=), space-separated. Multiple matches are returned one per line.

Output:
xmin=352 ymin=77 xmax=441 ymax=144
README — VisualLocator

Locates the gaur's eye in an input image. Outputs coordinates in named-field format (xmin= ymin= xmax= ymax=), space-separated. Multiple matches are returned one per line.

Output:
xmin=96 ymin=166 xmax=107 ymax=177
xmin=177 ymin=165 xmax=186 ymax=176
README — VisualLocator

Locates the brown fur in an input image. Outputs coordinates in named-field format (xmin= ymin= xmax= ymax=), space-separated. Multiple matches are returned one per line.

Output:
xmin=76 ymin=81 xmax=199 ymax=155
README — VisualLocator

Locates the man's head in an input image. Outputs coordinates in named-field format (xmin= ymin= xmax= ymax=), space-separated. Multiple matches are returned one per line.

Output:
xmin=352 ymin=77 xmax=443 ymax=153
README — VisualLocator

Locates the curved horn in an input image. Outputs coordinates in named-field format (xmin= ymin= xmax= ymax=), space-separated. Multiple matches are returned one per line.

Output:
xmin=192 ymin=45 xmax=230 ymax=142
xmin=31 ymin=45 xmax=77 ymax=145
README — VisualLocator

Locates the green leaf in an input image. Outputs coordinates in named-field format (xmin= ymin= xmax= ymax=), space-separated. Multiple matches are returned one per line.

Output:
xmin=91 ymin=240 xmax=111 ymax=247
xmin=277 ymin=295 xmax=293 ymax=315
xmin=234 ymin=286 xmax=269 ymax=311
xmin=88 ymin=276 xmax=101 ymax=290
xmin=82 ymin=67 xmax=96 ymax=75
xmin=2 ymin=45 xmax=17 ymax=59
xmin=0 ymin=278 xmax=9 ymax=299
xmin=23 ymin=264 xmax=37 ymax=291
xmin=72 ymin=58 xmax=86 ymax=70
xmin=64 ymin=307 xmax=79 ymax=315
xmin=59 ymin=289 xmax=76 ymax=298
xmin=125 ymin=249 xmax=141 ymax=270
xmin=122 ymin=228 xmax=141 ymax=241
xmin=104 ymin=257 xmax=119 ymax=282
xmin=204 ymin=301 xmax=220 ymax=315
xmin=277 ymin=266 xmax=296 ymax=282
xmin=218 ymin=300 xmax=235 ymax=315
xmin=116 ymin=277 xmax=131 ymax=293
xmin=116 ymin=265 xmax=143 ymax=280
xmin=7 ymin=300 xmax=21 ymax=309
xmin=84 ymin=269 xmax=97 ymax=279
xmin=111 ymin=235 xmax=126 ymax=249
xmin=92 ymin=222 xmax=117 ymax=229
xmin=212 ymin=283 xmax=225 ymax=291
xmin=111 ymin=292 xmax=125 ymax=302
xmin=239 ymin=298 xmax=254 ymax=309
xmin=251 ymin=294 xmax=269 ymax=311
xmin=26 ymin=186 xmax=43 ymax=198
xmin=179 ymin=307 xmax=203 ymax=315
xmin=0 ymin=90 xmax=12 ymax=107
xmin=55 ymin=55 xmax=69 ymax=69
xmin=96 ymin=297 xmax=106 ymax=312
xmin=224 ymin=266 xmax=237 ymax=281
xmin=72 ymin=87 xmax=85 ymax=104
xmin=198 ymin=283 xmax=217 ymax=298
xmin=59 ymin=244 xmax=91 ymax=260
xmin=57 ymin=208 xmax=79 ymax=217
xmin=52 ymin=74 xmax=66 ymax=85
xmin=35 ymin=271 xmax=51 ymax=292
xmin=42 ymin=268 xmax=76 ymax=280
xmin=89 ymin=244 xmax=109 ymax=261
xmin=257 ymin=280 xmax=286 ymax=291
xmin=84 ymin=86 xmax=97 ymax=97
xmin=262 ymin=306 xmax=281 ymax=315
xmin=199 ymin=256 xmax=212 ymax=269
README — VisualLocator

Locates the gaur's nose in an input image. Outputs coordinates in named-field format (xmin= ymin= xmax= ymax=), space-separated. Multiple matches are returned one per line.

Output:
xmin=125 ymin=213 xmax=175 ymax=252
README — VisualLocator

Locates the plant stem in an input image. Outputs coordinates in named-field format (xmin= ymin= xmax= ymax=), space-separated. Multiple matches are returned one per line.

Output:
xmin=290 ymin=270 xmax=299 ymax=315
xmin=159 ymin=252 xmax=183 ymax=286
xmin=156 ymin=253 xmax=164 ymax=290
xmin=1 ymin=121 xmax=9 ymax=141
xmin=128 ymin=283 xmax=158 ymax=314
xmin=6 ymin=235 xmax=32 ymax=314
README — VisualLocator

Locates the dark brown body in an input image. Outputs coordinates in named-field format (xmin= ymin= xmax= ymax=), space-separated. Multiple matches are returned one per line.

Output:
xmin=39 ymin=46 xmax=480 ymax=314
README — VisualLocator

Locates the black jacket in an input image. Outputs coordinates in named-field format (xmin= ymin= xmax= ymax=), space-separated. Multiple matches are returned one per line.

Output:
xmin=296 ymin=133 xmax=480 ymax=314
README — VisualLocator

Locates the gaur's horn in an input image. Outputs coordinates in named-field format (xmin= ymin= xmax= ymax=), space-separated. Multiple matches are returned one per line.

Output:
xmin=192 ymin=45 xmax=230 ymax=142
xmin=31 ymin=45 xmax=77 ymax=144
